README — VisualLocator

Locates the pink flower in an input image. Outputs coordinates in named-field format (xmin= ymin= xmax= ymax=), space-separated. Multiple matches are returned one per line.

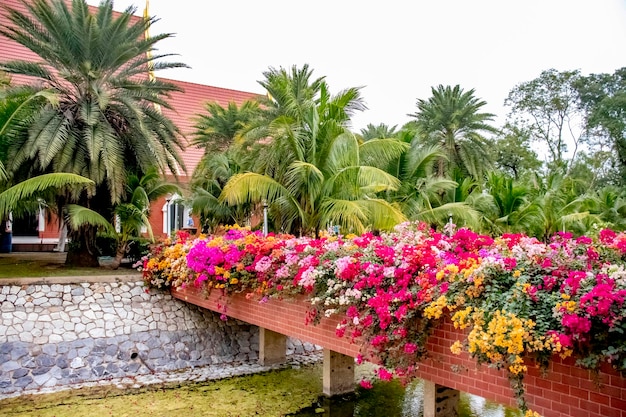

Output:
xmin=599 ymin=229 xmax=616 ymax=244
xmin=377 ymin=367 xmax=393 ymax=381
xmin=359 ymin=380 xmax=373 ymax=389
xmin=371 ymin=334 xmax=388 ymax=346
xmin=562 ymin=314 xmax=592 ymax=335
xmin=403 ymin=343 xmax=418 ymax=354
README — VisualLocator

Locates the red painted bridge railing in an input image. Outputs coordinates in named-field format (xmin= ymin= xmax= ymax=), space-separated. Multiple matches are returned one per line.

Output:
xmin=172 ymin=286 xmax=626 ymax=417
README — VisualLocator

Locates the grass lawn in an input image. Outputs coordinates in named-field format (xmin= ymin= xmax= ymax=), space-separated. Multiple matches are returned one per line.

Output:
xmin=0 ymin=252 xmax=140 ymax=279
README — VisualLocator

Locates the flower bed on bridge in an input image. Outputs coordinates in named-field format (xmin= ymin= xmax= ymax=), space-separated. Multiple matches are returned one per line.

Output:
xmin=139 ymin=223 xmax=626 ymax=415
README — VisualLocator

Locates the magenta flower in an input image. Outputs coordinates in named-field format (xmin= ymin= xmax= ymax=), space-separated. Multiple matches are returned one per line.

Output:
xmin=562 ymin=314 xmax=592 ymax=335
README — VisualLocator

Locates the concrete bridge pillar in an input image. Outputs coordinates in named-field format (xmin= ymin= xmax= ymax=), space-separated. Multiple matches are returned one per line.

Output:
xmin=258 ymin=328 xmax=287 ymax=365
xmin=322 ymin=349 xmax=355 ymax=396
xmin=423 ymin=380 xmax=460 ymax=417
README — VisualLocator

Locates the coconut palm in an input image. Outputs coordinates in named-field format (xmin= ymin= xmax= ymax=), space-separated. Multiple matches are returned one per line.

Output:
xmin=410 ymin=85 xmax=498 ymax=180
xmin=528 ymin=171 xmax=591 ymax=240
xmin=189 ymin=99 xmax=261 ymax=230
xmin=384 ymin=141 xmax=477 ymax=228
xmin=189 ymin=152 xmax=250 ymax=232
xmin=222 ymin=65 xmax=407 ymax=235
xmin=577 ymin=186 xmax=626 ymax=232
xmin=0 ymin=0 xmax=187 ymax=265
xmin=481 ymin=172 xmax=541 ymax=235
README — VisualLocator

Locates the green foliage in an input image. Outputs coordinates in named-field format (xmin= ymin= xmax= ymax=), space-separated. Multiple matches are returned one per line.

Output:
xmin=359 ymin=123 xmax=399 ymax=141
xmin=488 ymin=125 xmax=543 ymax=180
xmin=411 ymin=85 xmax=497 ymax=180
xmin=220 ymin=65 xmax=405 ymax=235
xmin=0 ymin=173 xmax=93 ymax=218
xmin=0 ymin=0 xmax=187 ymax=203
xmin=192 ymin=100 xmax=261 ymax=153
xmin=576 ymin=67 xmax=626 ymax=184
xmin=505 ymin=69 xmax=586 ymax=172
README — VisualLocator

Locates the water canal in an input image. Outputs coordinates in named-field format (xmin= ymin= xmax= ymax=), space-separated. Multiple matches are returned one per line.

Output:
xmin=0 ymin=363 xmax=523 ymax=416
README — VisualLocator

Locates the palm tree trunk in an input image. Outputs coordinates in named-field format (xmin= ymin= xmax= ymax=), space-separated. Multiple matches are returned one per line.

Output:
xmin=65 ymin=225 xmax=100 ymax=267
xmin=109 ymin=245 xmax=126 ymax=270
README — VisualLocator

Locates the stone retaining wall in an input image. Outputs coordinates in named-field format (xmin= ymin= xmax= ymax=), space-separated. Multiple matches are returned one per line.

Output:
xmin=0 ymin=276 xmax=314 ymax=396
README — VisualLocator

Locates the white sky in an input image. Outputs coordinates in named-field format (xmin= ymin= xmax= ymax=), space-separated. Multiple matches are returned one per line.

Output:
xmin=89 ymin=0 xmax=626 ymax=133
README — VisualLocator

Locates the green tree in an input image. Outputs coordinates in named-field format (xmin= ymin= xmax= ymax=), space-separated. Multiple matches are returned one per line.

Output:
xmin=192 ymin=100 xmax=261 ymax=154
xmin=575 ymin=67 xmax=626 ymax=184
xmin=190 ymin=98 xmax=263 ymax=231
xmin=1 ymin=71 xmax=93 ymax=250
xmin=481 ymin=172 xmax=540 ymax=235
xmin=579 ymin=186 xmax=626 ymax=231
xmin=386 ymin=142 xmax=482 ymax=230
xmin=0 ymin=0 xmax=187 ymax=266
xmin=360 ymin=123 xmax=398 ymax=141
xmin=505 ymin=69 xmax=587 ymax=172
xmin=527 ymin=171 xmax=590 ymax=240
xmin=189 ymin=152 xmax=250 ymax=232
xmin=222 ymin=65 xmax=407 ymax=235
xmin=488 ymin=124 xmax=543 ymax=180
xmin=410 ymin=85 xmax=497 ymax=180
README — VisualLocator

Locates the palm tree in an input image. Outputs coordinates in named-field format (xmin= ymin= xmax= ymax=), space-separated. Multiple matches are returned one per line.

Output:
xmin=0 ymin=0 xmax=187 ymax=266
xmin=64 ymin=168 xmax=180 ymax=269
xmin=189 ymin=152 xmax=250 ymax=232
xmin=189 ymin=99 xmax=260 ymax=230
xmin=481 ymin=172 xmax=541 ymax=235
xmin=192 ymin=100 xmax=261 ymax=154
xmin=1 ymin=71 xmax=95 ymax=252
xmin=360 ymin=123 xmax=398 ymax=141
xmin=221 ymin=65 xmax=407 ymax=235
xmin=528 ymin=171 xmax=591 ymax=240
xmin=578 ymin=186 xmax=626 ymax=232
xmin=384 ymin=142 xmax=471 ymax=226
xmin=410 ymin=85 xmax=498 ymax=180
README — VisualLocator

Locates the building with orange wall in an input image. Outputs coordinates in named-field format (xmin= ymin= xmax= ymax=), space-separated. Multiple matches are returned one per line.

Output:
xmin=0 ymin=0 xmax=260 ymax=245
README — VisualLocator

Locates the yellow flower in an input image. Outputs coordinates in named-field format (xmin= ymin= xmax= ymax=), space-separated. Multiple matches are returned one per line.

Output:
xmin=450 ymin=340 xmax=463 ymax=355
xmin=452 ymin=306 xmax=473 ymax=329
xmin=513 ymin=270 xmax=521 ymax=278
xmin=555 ymin=300 xmax=577 ymax=313
xmin=524 ymin=410 xmax=542 ymax=417
xmin=465 ymin=275 xmax=484 ymax=298
xmin=207 ymin=237 xmax=224 ymax=247
xmin=424 ymin=295 xmax=448 ymax=319
xmin=508 ymin=355 xmax=527 ymax=375
xmin=446 ymin=264 xmax=459 ymax=274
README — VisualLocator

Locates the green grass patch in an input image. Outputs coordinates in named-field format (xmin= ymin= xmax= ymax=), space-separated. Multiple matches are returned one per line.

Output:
xmin=0 ymin=253 xmax=140 ymax=279
xmin=0 ymin=365 xmax=323 ymax=417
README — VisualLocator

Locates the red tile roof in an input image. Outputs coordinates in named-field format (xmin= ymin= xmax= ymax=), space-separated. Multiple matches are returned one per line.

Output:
xmin=160 ymin=78 xmax=260 ymax=175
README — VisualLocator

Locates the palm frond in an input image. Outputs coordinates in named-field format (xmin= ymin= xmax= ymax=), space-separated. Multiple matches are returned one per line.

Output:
xmin=220 ymin=172 xmax=290 ymax=206
xmin=0 ymin=173 xmax=93 ymax=217
xmin=359 ymin=138 xmax=409 ymax=169
xmin=66 ymin=204 xmax=115 ymax=234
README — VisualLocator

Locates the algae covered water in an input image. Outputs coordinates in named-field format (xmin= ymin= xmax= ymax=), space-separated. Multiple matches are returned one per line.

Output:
xmin=0 ymin=364 xmax=523 ymax=417
xmin=291 ymin=378 xmax=523 ymax=417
